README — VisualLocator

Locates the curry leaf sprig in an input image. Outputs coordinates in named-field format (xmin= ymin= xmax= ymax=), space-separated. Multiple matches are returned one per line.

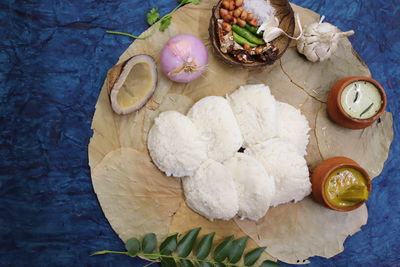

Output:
xmin=106 ymin=0 xmax=201 ymax=40
xmin=91 ymin=228 xmax=280 ymax=267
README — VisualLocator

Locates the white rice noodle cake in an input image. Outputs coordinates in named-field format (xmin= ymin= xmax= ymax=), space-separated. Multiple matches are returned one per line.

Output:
xmin=224 ymin=153 xmax=276 ymax=221
xmin=147 ymin=111 xmax=207 ymax=177
xmin=276 ymin=101 xmax=310 ymax=156
xmin=227 ymin=84 xmax=278 ymax=147
xmin=183 ymin=159 xmax=239 ymax=221
xmin=187 ymin=96 xmax=243 ymax=162
xmin=245 ymin=138 xmax=311 ymax=206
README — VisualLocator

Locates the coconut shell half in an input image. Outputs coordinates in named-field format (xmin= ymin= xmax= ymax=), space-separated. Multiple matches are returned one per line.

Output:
xmin=209 ymin=0 xmax=295 ymax=69
xmin=108 ymin=55 xmax=157 ymax=115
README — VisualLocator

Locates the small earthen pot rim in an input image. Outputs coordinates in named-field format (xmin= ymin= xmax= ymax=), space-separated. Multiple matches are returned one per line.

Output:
xmin=335 ymin=76 xmax=387 ymax=124
xmin=311 ymin=157 xmax=371 ymax=212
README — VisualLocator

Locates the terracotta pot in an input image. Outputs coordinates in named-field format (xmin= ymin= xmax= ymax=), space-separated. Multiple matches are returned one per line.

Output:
xmin=327 ymin=76 xmax=387 ymax=129
xmin=311 ymin=157 xmax=371 ymax=212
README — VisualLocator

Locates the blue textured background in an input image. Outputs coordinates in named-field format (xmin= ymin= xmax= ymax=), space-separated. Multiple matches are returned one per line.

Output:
xmin=0 ymin=0 xmax=399 ymax=266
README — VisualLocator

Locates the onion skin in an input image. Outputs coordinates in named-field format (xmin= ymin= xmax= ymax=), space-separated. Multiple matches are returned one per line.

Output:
xmin=160 ymin=34 xmax=208 ymax=83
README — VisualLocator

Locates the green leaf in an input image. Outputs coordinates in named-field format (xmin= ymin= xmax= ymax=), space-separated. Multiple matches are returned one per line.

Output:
xmin=177 ymin=227 xmax=201 ymax=257
xmin=196 ymin=232 xmax=215 ymax=260
xmin=244 ymin=247 xmax=266 ymax=266
xmin=161 ymin=257 xmax=177 ymax=267
xmin=125 ymin=238 xmax=140 ymax=257
xmin=180 ymin=259 xmax=195 ymax=267
xmin=147 ymin=8 xmax=160 ymax=25
xmin=200 ymin=262 xmax=214 ymax=267
xmin=179 ymin=0 xmax=201 ymax=4
xmin=142 ymin=233 xmax=157 ymax=253
xmin=159 ymin=15 xmax=172 ymax=31
xmin=215 ymin=263 xmax=226 ymax=267
xmin=160 ymin=233 xmax=178 ymax=255
xmin=260 ymin=260 xmax=281 ymax=267
xmin=214 ymin=236 xmax=234 ymax=262
xmin=228 ymin=236 xmax=249 ymax=263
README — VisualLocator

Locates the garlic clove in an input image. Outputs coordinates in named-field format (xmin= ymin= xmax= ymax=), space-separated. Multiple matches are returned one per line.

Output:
xmin=257 ymin=16 xmax=279 ymax=34
xmin=297 ymin=41 xmax=305 ymax=53
xmin=318 ymin=22 xmax=338 ymax=33
xmin=258 ymin=14 xmax=302 ymax=44
xmin=262 ymin=27 xmax=284 ymax=43
xmin=314 ymin=43 xmax=332 ymax=62
xmin=303 ymin=44 xmax=319 ymax=62
xmin=303 ymin=36 xmax=322 ymax=44
xmin=336 ymin=30 xmax=355 ymax=39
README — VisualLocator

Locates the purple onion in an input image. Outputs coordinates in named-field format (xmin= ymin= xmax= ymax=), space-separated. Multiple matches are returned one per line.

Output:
xmin=160 ymin=34 xmax=208 ymax=83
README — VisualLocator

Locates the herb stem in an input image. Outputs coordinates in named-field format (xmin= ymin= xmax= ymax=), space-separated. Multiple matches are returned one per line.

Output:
xmin=353 ymin=91 xmax=359 ymax=103
xmin=106 ymin=31 xmax=146 ymax=39
xmin=360 ymin=103 xmax=374 ymax=117
xmin=107 ymin=2 xmax=185 ymax=40
xmin=142 ymin=261 xmax=157 ymax=267
xmin=140 ymin=253 xmax=244 ymax=267
xmin=90 ymin=250 xmax=129 ymax=256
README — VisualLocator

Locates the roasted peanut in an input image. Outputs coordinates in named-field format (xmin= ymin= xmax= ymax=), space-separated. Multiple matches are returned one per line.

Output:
xmin=221 ymin=0 xmax=230 ymax=9
xmin=255 ymin=46 xmax=264 ymax=54
xmin=222 ymin=22 xmax=232 ymax=32
xmin=229 ymin=1 xmax=235 ymax=11
xmin=232 ymin=17 xmax=237 ymax=24
xmin=249 ymin=18 xmax=259 ymax=26
xmin=219 ymin=8 xmax=229 ymax=18
xmin=233 ymin=7 xmax=243 ymax=17
xmin=223 ymin=14 xmax=234 ymax=24
xmin=240 ymin=10 xmax=248 ymax=20
xmin=243 ymin=43 xmax=251 ymax=50
xmin=237 ymin=18 xmax=246 ymax=27
xmin=235 ymin=0 xmax=244 ymax=7
xmin=229 ymin=10 xmax=233 ymax=16
xmin=247 ymin=13 xmax=254 ymax=21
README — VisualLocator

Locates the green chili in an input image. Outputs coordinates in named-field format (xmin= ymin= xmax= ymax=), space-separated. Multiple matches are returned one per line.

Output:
xmin=244 ymin=24 xmax=263 ymax=37
xmin=232 ymin=24 xmax=265 ymax=45
xmin=233 ymin=32 xmax=257 ymax=47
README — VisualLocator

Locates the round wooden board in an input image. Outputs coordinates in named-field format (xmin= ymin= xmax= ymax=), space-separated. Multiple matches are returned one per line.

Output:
xmin=88 ymin=0 xmax=393 ymax=264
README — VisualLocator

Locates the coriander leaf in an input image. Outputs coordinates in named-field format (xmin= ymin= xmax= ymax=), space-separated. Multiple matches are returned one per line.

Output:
xmin=147 ymin=8 xmax=160 ymax=25
xmin=160 ymin=15 xmax=172 ymax=31
xmin=125 ymin=238 xmax=141 ymax=257
xmin=196 ymin=232 xmax=215 ymax=260
xmin=244 ymin=247 xmax=266 ymax=266
xmin=214 ymin=236 xmax=234 ymax=262
xmin=142 ymin=233 xmax=157 ymax=253
xmin=177 ymin=227 xmax=201 ymax=257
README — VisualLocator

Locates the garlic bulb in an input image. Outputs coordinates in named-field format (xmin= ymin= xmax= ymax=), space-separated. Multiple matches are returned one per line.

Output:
xmin=297 ymin=16 xmax=355 ymax=62
xmin=257 ymin=14 xmax=303 ymax=44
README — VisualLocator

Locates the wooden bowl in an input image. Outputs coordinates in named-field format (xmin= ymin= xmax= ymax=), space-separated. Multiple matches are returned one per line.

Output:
xmin=311 ymin=157 xmax=371 ymax=212
xmin=209 ymin=0 xmax=295 ymax=69
xmin=327 ymin=76 xmax=387 ymax=129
